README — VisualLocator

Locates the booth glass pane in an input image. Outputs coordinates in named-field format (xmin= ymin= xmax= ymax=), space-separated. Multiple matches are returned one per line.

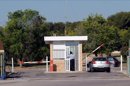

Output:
xmin=53 ymin=49 xmax=65 ymax=59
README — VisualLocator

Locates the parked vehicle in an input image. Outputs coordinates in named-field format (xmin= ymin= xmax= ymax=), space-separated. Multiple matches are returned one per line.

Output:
xmin=87 ymin=57 xmax=111 ymax=72
xmin=107 ymin=57 xmax=120 ymax=67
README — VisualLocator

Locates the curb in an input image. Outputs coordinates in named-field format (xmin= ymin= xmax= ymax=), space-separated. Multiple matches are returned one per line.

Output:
xmin=120 ymin=71 xmax=130 ymax=78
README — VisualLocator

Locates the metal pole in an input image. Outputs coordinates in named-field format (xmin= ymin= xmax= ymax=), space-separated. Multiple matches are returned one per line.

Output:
xmin=1 ymin=54 xmax=6 ymax=80
xmin=92 ymin=44 xmax=104 ymax=53
xmin=11 ymin=57 xmax=14 ymax=73
xmin=46 ymin=56 xmax=48 ymax=72
xmin=1 ymin=55 xmax=2 ymax=77
xmin=69 ymin=58 xmax=70 ymax=71
xmin=86 ymin=56 xmax=87 ymax=71
xmin=128 ymin=40 xmax=130 ymax=76
xmin=120 ymin=55 xmax=123 ymax=72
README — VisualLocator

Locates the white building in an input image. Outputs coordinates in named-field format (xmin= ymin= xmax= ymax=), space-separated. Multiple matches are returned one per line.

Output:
xmin=44 ymin=36 xmax=88 ymax=72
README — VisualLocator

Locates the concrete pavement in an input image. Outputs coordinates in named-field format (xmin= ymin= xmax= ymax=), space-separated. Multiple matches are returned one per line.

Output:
xmin=1 ymin=78 xmax=130 ymax=86
xmin=0 ymin=65 xmax=129 ymax=82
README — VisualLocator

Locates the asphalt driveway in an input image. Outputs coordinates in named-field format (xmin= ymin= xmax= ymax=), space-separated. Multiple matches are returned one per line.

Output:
xmin=5 ymin=65 xmax=129 ymax=80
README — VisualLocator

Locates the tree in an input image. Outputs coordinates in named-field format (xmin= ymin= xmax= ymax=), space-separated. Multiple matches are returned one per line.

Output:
xmin=119 ymin=28 xmax=130 ymax=61
xmin=77 ymin=14 xmax=121 ymax=53
xmin=1 ymin=9 xmax=49 ymax=65
xmin=108 ymin=12 xmax=130 ymax=61
xmin=108 ymin=12 xmax=130 ymax=29
xmin=77 ymin=14 xmax=106 ymax=52
xmin=65 ymin=22 xmax=80 ymax=36
xmin=0 ymin=26 xmax=3 ymax=38
xmin=51 ymin=22 xmax=65 ymax=36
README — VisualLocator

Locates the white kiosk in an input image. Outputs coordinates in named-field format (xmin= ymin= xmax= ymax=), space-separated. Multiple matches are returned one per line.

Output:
xmin=44 ymin=36 xmax=88 ymax=72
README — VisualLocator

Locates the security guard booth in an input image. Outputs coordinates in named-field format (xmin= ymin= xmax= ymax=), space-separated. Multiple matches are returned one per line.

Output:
xmin=44 ymin=36 xmax=88 ymax=72
xmin=0 ymin=41 xmax=6 ymax=79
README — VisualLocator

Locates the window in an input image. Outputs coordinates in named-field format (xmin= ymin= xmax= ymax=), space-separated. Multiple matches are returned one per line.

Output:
xmin=94 ymin=58 xmax=107 ymax=61
xmin=53 ymin=43 xmax=66 ymax=59
xmin=53 ymin=49 xmax=65 ymax=59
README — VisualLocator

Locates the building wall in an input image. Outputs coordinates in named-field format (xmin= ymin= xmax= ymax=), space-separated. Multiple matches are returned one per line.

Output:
xmin=50 ymin=43 xmax=53 ymax=61
xmin=50 ymin=41 xmax=83 ymax=72
xmin=53 ymin=60 xmax=65 ymax=72
xmin=79 ymin=43 xmax=83 ymax=71
xmin=50 ymin=42 xmax=65 ymax=72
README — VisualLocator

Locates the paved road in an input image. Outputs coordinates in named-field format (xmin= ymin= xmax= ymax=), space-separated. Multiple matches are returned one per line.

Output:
xmin=1 ymin=66 xmax=129 ymax=86
xmin=10 ymin=66 xmax=128 ymax=80
xmin=38 ymin=71 xmax=129 ymax=80
xmin=1 ymin=78 xmax=130 ymax=86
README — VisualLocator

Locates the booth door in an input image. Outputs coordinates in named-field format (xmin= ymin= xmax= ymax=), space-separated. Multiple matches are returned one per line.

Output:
xmin=65 ymin=43 xmax=79 ymax=71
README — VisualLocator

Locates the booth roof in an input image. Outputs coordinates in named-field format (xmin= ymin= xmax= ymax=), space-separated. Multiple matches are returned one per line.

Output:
xmin=44 ymin=36 xmax=88 ymax=43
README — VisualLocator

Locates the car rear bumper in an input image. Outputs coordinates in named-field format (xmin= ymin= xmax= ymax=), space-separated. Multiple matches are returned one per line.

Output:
xmin=92 ymin=67 xmax=110 ymax=71
xmin=92 ymin=64 xmax=110 ymax=68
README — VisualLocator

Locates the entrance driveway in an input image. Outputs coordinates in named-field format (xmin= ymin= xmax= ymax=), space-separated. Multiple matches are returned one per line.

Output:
xmin=6 ymin=66 xmax=129 ymax=80
xmin=1 ymin=66 xmax=130 ymax=86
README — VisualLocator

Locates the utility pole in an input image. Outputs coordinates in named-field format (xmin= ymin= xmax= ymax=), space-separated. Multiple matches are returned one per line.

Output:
xmin=64 ymin=22 xmax=67 ymax=36
xmin=128 ymin=40 xmax=130 ymax=76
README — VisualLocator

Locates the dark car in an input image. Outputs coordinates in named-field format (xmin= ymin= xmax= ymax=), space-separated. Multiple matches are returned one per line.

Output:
xmin=107 ymin=57 xmax=120 ymax=67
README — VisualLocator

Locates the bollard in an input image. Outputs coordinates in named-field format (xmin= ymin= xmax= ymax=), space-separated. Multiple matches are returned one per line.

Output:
xmin=120 ymin=55 xmax=123 ymax=72
xmin=86 ymin=56 xmax=88 ymax=71
xmin=46 ymin=56 xmax=49 ymax=72
xmin=128 ymin=40 xmax=130 ymax=76
xmin=11 ymin=57 xmax=14 ymax=73
xmin=50 ymin=60 xmax=53 ymax=72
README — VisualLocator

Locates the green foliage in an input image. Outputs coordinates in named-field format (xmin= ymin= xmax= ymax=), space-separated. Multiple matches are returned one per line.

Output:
xmin=51 ymin=22 xmax=65 ymax=36
xmin=65 ymin=22 xmax=80 ymax=36
xmin=119 ymin=28 xmax=130 ymax=61
xmin=0 ymin=9 xmax=130 ymax=62
xmin=108 ymin=12 xmax=130 ymax=29
xmin=1 ymin=9 xmax=49 ymax=61
xmin=77 ymin=15 xmax=106 ymax=51
xmin=77 ymin=14 xmax=122 ymax=53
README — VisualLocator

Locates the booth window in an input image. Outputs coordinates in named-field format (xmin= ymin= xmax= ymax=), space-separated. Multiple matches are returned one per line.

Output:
xmin=53 ymin=49 xmax=65 ymax=59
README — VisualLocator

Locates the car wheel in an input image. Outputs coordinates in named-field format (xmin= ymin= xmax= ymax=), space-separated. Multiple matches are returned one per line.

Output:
xmin=106 ymin=68 xmax=110 ymax=73
xmin=87 ymin=67 xmax=91 ymax=72
xmin=90 ymin=67 xmax=94 ymax=72
xmin=87 ymin=64 xmax=91 ymax=72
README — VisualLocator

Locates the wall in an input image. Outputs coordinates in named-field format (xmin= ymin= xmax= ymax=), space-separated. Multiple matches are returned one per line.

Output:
xmin=79 ymin=43 xmax=83 ymax=71
xmin=53 ymin=60 xmax=65 ymax=72
xmin=50 ymin=41 xmax=83 ymax=72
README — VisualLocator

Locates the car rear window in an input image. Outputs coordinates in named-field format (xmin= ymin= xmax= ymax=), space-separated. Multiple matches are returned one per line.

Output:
xmin=107 ymin=57 xmax=113 ymax=61
xmin=94 ymin=58 xmax=107 ymax=61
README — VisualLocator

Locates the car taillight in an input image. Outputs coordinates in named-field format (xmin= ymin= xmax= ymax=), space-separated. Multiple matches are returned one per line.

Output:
xmin=106 ymin=61 xmax=109 ymax=64
xmin=92 ymin=61 xmax=96 ymax=64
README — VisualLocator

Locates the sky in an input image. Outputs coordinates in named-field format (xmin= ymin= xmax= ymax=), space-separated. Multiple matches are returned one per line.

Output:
xmin=0 ymin=0 xmax=130 ymax=26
